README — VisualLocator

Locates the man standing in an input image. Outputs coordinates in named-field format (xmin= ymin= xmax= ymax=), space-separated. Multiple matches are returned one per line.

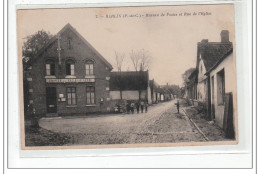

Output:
xmin=175 ymin=100 xmax=180 ymax=113
xmin=140 ymin=100 xmax=144 ymax=113
xmin=145 ymin=100 xmax=148 ymax=113
xmin=135 ymin=101 xmax=140 ymax=114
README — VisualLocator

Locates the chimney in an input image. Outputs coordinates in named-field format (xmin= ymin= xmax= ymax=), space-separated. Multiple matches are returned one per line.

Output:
xmin=201 ymin=39 xmax=208 ymax=43
xmin=221 ymin=30 xmax=229 ymax=42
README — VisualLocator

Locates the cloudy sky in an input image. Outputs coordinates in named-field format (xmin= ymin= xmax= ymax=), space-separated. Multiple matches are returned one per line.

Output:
xmin=17 ymin=4 xmax=235 ymax=86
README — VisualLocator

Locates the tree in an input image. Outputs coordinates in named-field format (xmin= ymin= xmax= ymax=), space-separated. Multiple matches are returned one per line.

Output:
xmin=114 ymin=51 xmax=125 ymax=72
xmin=139 ymin=49 xmax=152 ymax=71
xmin=129 ymin=49 xmax=152 ymax=71
xmin=22 ymin=30 xmax=53 ymax=69
xmin=22 ymin=30 xmax=53 ymax=121
xmin=182 ymin=67 xmax=196 ymax=85
xmin=129 ymin=49 xmax=152 ymax=100
xmin=114 ymin=51 xmax=125 ymax=100
xmin=129 ymin=50 xmax=141 ymax=71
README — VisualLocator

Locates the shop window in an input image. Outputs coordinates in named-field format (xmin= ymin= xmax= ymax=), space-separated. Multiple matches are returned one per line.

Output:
xmin=46 ymin=60 xmax=55 ymax=76
xmin=67 ymin=87 xmax=77 ymax=105
xmin=66 ymin=59 xmax=75 ymax=76
xmin=86 ymin=86 xmax=95 ymax=104
xmin=85 ymin=60 xmax=94 ymax=75
xmin=217 ymin=69 xmax=225 ymax=105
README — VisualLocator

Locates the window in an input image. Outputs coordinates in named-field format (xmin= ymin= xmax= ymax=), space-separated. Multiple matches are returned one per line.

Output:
xmin=85 ymin=61 xmax=94 ymax=75
xmin=66 ymin=59 xmax=75 ymax=76
xmin=67 ymin=87 xmax=77 ymax=105
xmin=67 ymin=39 xmax=72 ymax=49
xmin=86 ymin=86 xmax=95 ymax=104
xmin=217 ymin=69 xmax=225 ymax=105
xmin=46 ymin=60 xmax=55 ymax=76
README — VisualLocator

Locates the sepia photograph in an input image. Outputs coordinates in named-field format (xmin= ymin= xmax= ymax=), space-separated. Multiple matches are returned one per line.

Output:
xmin=17 ymin=4 xmax=237 ymax=149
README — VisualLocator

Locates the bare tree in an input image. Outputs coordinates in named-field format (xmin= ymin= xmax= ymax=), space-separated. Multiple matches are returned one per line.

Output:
xmin=114 ymin=51 xmax=125 ymax=72
xmin=114 ymin=51 xmax=125 ymax=100
xmin=129 ymin=50 xmax=141 ymax=71
xmin=139 ymin=49 xmax=152 ymax=71
xmin=129 ymin=49 xmax=152 ymax=100
xmin=129 ymin=49 xmax=152 ymax=71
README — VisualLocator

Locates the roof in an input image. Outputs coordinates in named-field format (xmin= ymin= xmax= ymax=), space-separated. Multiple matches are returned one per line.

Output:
xmin=205 ymin=47 xmax=233 ymax=75
xmin=197 ymin=41 xmax=233 ymax=72
xmin=34 ymin=23 xmax=113 ymax=69
xmin=109 ymin=71 xmax=149 ymax=91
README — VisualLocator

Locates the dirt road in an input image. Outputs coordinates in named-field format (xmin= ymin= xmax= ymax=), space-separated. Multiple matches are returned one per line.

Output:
xmin=39 ymin=99 xmax=205 ymax=145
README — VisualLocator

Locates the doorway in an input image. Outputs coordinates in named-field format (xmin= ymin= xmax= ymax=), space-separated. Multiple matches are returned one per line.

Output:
xmin=46 ymin=87 xmax=57 ymax=113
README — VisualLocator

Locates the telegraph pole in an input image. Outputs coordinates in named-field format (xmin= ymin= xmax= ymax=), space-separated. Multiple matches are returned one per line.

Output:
xmin=57 ymin=34 xmax=62 ymax=65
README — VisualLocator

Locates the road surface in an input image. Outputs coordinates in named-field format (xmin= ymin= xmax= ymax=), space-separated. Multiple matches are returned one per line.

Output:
xmin=39 ymin=99 xmax=206 ymax=145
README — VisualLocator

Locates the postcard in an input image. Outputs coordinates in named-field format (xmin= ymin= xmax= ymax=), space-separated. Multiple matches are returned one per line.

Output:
xmin=17 ymin=3 xmax=237 ymax=150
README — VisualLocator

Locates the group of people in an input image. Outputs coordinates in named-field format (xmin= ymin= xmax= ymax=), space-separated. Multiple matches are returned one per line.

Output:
xmin=126 ymin=100 xmax=148 ymax=114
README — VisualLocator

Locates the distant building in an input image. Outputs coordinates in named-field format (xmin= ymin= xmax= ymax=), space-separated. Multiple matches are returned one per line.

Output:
xmin=26 ymin=23 xmax=113 ymax=116
xmin=185 ymin=69 xmax=198 ymax=105
xmin=109 ymin=71 xmax=149 ymax=101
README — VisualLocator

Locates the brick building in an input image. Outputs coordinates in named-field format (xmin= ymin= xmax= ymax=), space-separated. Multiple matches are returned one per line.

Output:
xmin=26 ymin=23 xmax=113 ymax=116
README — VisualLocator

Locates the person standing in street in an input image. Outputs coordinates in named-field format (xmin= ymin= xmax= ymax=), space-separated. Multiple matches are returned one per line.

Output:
xmin=135 ymin=101 xmax=140 ymax=114
xmin=130 ymin=102 xmax=135 ymax=114
xmin=175 ymin=100 xmax=180 ymax=113
xmin=140 ymin=100 xmax=144 ymax=113
xmin=126 ymin=102 xmax=130 ymax=114
xmin=145 ymin=100 xmax=148 ymax=113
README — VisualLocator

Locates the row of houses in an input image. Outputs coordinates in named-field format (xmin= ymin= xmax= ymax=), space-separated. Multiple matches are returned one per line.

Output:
xmin=23 ymin=23 xmax=173 ymax=117
xmin=185 ymin=30 xmax=236 ymax=138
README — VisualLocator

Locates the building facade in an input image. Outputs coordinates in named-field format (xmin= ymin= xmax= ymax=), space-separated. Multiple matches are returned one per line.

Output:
xmin=207 ymin=49 xmax=235 ymax=130
xmin=27 ymin=24 xmax=113 ymax=116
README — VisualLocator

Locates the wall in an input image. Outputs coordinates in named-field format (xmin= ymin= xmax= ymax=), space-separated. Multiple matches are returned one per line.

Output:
xmin=110 ymin=90 xmax=147 ymax=101
xmin=197 ymin=59 xmax=208 ymax=102
xmin=147 ymin=86 xmax=152 ymax=104
xmin=210 ymin=53 xmax=235 ymax=128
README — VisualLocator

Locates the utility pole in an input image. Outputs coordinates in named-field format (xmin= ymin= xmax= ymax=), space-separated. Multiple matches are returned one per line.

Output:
xmin=57 ymin=34 xmax=62 ymax=65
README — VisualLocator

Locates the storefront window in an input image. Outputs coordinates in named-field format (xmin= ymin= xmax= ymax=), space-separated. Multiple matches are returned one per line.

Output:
xmin=86 ymin=86 xmax=95 ymax=104
xmin=67 ymin=87 xmax=77 ymax=105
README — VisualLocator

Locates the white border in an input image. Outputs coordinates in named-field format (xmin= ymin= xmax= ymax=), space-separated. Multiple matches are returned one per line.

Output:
xmin=5 ymin=0 xmax=254 ymax=170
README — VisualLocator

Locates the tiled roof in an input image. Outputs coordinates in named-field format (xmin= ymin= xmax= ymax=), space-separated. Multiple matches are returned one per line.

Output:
xmin=109 ymin=71 xmax=149 ymax=91
xmin=198 ymin=42 xmax=233 ymax=71
xmin=33 ymin=23 xmax=113 ymax=70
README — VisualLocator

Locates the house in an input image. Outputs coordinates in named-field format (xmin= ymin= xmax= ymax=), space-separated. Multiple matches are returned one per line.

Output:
xmin=109 ymin=71 xmax=149 ymax=102
xmin=148 ymin=79 xmax=162 ymax=104
xmin=196 ymin=30 xmax=233 ymax=119
xmin=26 ymin=23 xmax=113 ymax=116
xmin=205 ymin=31 xmax=235 ymax=137
xmin=185 ymin=69 xmax=198 ymax=105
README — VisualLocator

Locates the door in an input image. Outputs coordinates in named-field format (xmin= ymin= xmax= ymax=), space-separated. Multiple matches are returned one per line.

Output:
xmin=46 ymin=87 xmax=57 ymax=113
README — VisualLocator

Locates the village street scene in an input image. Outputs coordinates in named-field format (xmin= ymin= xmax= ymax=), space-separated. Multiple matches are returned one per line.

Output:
xmin=19 ymin=5 xmax=236 ymax=147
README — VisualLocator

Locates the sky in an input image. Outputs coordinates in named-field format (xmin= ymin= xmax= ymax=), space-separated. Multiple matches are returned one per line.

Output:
xmin=17 ymin=4 xmax=235 ymax=86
